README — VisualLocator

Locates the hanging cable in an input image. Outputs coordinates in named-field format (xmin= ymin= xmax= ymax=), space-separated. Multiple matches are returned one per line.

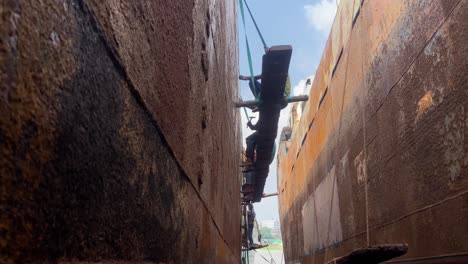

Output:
xmin=254 ymin=249 xmax=273 ymax=263
xmin=266 ymin=246 xmax=274 ymax=263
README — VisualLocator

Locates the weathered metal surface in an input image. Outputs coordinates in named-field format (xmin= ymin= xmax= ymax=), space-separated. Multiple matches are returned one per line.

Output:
xmin=86 ymin=0 xmax=241 ymax=244
xmin=0 ymin=0 xmax=240 ymax=263
xmin=278 ymin=0 xmax=468 ymax=263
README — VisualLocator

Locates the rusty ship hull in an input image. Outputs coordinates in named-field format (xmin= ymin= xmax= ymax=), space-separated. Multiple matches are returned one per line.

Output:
xmin=277 ymin=0 xmax=468 ymax=263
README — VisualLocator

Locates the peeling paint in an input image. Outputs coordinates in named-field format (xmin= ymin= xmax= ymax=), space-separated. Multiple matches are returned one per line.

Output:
xmin=354 ymin=150 xmax=366 ymax=185
xmin=439 ymin=106 xmax=464 ymax=182
xmin=302 ymin=166 xmax=342 ymax=254
xmin=424 ymin=31 xmax=443 ymax=64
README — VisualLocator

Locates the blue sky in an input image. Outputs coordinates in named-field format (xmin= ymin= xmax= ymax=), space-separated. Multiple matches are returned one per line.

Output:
xmin=238 ymin=0 xmax=338 ymax=222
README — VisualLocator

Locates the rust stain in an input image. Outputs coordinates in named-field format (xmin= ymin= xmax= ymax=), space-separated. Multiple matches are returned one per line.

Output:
xmin=1 ymin=0 xmax=240 ymax=262
xmin=278 ymin=0 xmax=468 ymax=263
xmin=416 ymin=90 xmax=434 ymax=121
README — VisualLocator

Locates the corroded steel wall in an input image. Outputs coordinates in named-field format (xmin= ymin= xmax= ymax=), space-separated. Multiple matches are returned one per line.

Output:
xmin=278 ymin=0 xmax=468 ymax=263
xmin=0 ymin=0 xmax=240 ymax=263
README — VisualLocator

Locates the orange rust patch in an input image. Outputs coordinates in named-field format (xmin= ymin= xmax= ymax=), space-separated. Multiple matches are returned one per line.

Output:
xmin=416 ymin=90 xmax=434 ymax=120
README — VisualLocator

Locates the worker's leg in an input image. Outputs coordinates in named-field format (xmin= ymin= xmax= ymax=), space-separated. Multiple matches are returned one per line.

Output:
xmin=245 ymin=171 xmax=255 ymax=185
xmin=245 ymin=132 xmax=258 ymax=161
xmin=242 ymin=132 xmax=257 ymax=173
xmin=242 ymin=171 xmax=255 ymax=194
xmin=249 ymin=79 xmax=262 ymax=98
xmin=248 ymin=223 xmax=254 ymax=245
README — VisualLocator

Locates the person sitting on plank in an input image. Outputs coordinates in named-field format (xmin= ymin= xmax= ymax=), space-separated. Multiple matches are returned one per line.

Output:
xmin=239 ymin=74 xmax=291 ymax=111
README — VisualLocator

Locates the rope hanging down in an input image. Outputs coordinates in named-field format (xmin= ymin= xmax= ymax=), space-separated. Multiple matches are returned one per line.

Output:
xmin=239 ymin=0 xmax=258 ymax=99
xmin=241 ymin=97 xmax=250 ymax=119
xmin=239 ymin=0 xmax=269 ymax=100
xmin=242 ymin=0 xmax=268 ymax=50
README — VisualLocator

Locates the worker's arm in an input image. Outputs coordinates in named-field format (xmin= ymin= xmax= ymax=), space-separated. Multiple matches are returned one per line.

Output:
xmin=247 ymin=120 xmax=259 ymax=130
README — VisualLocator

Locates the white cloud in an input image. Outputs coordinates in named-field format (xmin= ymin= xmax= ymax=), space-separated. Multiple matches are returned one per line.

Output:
xmin=277 ymin=104 xmax=292 ymax=134
xmin=305 ymin=75 xmax=315 ymax=95
xmin=304 ymin=0 xmax=338 ymax=34
xmin=293 ymin=75 xmax=315 ymax=97
xmin=293 ymin=79 xmax=308 ymax=96
xmin=277 ymin=78 xmax=310 ymax=133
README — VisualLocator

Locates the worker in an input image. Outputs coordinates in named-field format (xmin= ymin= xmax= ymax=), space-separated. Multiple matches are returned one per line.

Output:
xmin=247 ymin=204 xmax=256 ymax=246
xmin=239 ymin=74 xmax=291 ymax=111
xmin=242 ymin=114 xmax=275 ymax=171
xmin=241 ymin=116 xmax=261 ymax=173
xmin=240 ymin=66 xmax=291 ymax=198
xmin=241 ymin=117 xmax=260 ymax=202
xmin=241 ymin=175 xmax=254 ymax=201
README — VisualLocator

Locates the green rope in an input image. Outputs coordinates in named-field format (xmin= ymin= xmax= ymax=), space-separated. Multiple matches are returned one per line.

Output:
xmin=243 ymin=0 xmax=268 ymax=50
xmin=242 ymin=103 xmax=250 ymax=120
xmin=239 ymin=97 xmax=252 ymax=124
xmin=239 ymin=0 xmax=258 ymax=99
